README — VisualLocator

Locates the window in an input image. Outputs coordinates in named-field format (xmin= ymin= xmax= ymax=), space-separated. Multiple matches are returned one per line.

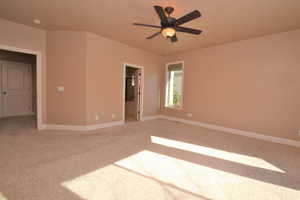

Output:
xmin=165 ymin=62 xmax=184 ymax=109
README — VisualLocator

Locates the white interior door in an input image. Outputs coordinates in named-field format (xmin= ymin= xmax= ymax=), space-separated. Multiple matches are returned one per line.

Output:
xmin=1 ymin=61 xmax=33 ymax=117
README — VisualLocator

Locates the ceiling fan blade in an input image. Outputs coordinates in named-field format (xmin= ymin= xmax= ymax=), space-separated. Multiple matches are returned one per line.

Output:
xmin=146 ymin=31 xmax=161 ymax=39
xmin=176 ymin=10 xmax=201 ymax=25
xmin=171 ymin=35 xmax=178 ymax=43
xmin=176 ymin=26 xmax=202 ymax=35
xmin=133 ymin=23 xmax=162 ymax=29
xmin=154 ymin=5 xmax=167 ymax=22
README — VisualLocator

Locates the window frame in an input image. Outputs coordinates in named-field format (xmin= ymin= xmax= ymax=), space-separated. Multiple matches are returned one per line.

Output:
xmin=165 ymin=61 xmax=185 ymax=110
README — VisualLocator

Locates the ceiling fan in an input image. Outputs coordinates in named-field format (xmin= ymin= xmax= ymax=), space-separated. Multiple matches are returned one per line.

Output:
xmin=133 ymin=5 xmax=202 ymax=43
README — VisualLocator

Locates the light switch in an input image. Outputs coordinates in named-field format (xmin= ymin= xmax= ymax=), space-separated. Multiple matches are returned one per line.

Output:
xmin=57 ymin=86 xmax=64 ymax=92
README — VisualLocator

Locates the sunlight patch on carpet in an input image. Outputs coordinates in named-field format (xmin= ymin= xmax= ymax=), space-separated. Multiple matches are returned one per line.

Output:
xmin=151 ymin=136 xmax=285 ymax=173
xmin=61 ymin=162 xmax=203 ymax=200
xmin=115 ymin=150 xmax=298 ymax=200
xmin=62 ymin=150 xmax=299 ymax=200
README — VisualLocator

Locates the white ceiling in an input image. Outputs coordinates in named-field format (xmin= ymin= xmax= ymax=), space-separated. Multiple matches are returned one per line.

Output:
xmin=0 ymin=0 xmax=300 ymax=55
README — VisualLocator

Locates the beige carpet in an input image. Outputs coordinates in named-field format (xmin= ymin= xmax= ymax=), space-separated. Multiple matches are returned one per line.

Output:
xmin=0 ymin=116 xmax=36 ymax=132
xmin=0 ymin=119 xmax=299 ymax=200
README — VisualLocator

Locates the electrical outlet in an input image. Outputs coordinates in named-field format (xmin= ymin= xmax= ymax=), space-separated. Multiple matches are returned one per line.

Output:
xmin=95 ymin=114 xmax=99 ymax=121
xmin=112 ymin=114 xmax=115 ymax=119
xmin=57 ymin=86 xmax=64 ymax=92
xmin=187 ymin=113 xmax=193 ymax=117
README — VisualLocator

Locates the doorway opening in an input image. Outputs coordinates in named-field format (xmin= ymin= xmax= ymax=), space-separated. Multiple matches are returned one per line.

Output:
xmin=124 ymin=64 xmax=143 ymax=123
xmin=0 ymin=49 xmax=37 ymax=132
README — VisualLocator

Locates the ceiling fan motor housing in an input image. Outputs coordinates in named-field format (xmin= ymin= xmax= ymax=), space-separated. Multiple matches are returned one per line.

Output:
xmin=161 ymin=17 xmax=177 ymax=28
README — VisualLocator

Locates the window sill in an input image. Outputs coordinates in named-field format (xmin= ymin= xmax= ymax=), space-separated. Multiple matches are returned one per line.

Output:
xmin=165 ymin=105 xmax=183 ymax=110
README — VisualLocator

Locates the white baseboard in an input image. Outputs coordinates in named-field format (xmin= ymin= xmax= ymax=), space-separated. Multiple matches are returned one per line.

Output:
xmin=158 ymin=115 xmax=300 ymax=148
xmin=44 ymin=124 xmax=88 ymax=131
xmin=40 ymin=115 xmax=300 ymax=148
xmin=38 ymin=124 xmax=47 ymax=130
xmin=44 ymin=120 xmax=125 ymax=131
xmin=141 ymin=115 xmax=161 ymax=121
xmin=85 ymin=121 xmax=125 ymax=131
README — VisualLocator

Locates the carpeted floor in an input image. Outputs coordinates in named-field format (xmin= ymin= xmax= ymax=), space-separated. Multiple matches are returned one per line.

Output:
xmin=0 ymin=119 xmax=299 ymax=200
xmin=0 ymin=116 xmax=36 ymax=132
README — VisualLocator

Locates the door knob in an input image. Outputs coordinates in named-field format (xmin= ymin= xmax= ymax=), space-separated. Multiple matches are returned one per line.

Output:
xmin=3 ymin=91 xmax=7 ymax=95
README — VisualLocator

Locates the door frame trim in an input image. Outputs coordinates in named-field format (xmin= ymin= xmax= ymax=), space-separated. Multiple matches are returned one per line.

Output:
xmin=123 ymin=63 xmax=144 ymax=122
xmin=0 ymin=44 xmax=43 ymax=130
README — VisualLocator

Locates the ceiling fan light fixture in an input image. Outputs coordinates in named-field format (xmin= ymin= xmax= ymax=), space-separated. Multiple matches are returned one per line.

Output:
xmin=162 ymin=27 xmax=176 ymax=38
xmin=133 ymin=6 xmax=202 ymax=42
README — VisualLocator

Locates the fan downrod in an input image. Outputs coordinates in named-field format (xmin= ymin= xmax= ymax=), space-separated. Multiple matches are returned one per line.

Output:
xmin=164 ymin=7 xmax=174 ymax=16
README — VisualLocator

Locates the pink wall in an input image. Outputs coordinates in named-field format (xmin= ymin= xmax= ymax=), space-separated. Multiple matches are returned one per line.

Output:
xmin=47 ymin=31 xmax=87 ymax=125
xmin=162 ymin=29 xmax=300 ymax=141
xmin=3 ymin=18 xmax=298 ymax=141
xmin=0 ymin=18 xmax=47 ymax=123
xmin=86 ymin=32 xmax=162 ymax=124
xmin=46 ymin=31 xmax=162 ymax=125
